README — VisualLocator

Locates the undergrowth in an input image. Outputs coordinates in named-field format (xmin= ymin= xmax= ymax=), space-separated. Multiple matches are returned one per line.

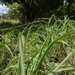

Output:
xmin=0 ymin=16 xmax=75 ymax=75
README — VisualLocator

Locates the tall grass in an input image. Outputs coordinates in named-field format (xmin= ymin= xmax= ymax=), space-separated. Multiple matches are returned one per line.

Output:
xmin=0 ymin=16 xmax=75 ymax=75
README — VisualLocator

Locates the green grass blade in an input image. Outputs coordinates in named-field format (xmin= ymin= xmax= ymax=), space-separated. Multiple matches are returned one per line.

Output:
xmin=47 ymin=49 xmax=74 ymax=75
xmin=56 ymin=66 xmax=75 ymax=72
xmin=5 ymin=45 xmax=14 ymax=57
xmin=34 ymin=33 xmax=67 ymax=74
xmin=18 ymin=33 xmax=25 ymax=75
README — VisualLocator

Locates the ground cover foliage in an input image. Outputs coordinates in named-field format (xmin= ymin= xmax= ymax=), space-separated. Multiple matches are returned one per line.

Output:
xmin=0 ymin=16 xmax=75 ymax=75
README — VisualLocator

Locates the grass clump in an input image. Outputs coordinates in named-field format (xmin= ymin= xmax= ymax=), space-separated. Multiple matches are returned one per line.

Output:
xmin=0 ymin=16 xmax=75 ymax=75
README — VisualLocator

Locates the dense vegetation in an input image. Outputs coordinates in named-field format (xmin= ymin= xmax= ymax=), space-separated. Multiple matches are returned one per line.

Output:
xmin=1 ymin=0 xmax=75 ymax=22
xmin=3 ymin=0 xmax=63 ymax=21
xmin=0 ymin=0 xmax=75 ymax=75
xmin=0 ymin=16 xmax=75 ymax=75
